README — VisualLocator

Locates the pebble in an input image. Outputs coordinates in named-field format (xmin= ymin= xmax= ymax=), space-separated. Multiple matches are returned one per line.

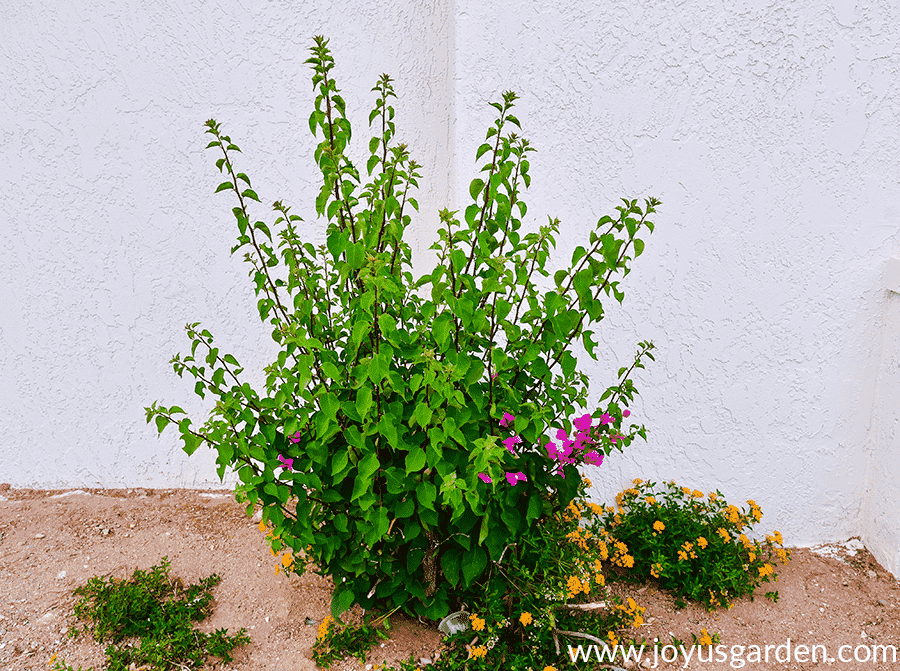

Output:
xmin=34 ymin=533 xmax=45 ymax=539
xmin=419 ymin=658 xmax=432 ymax=666
xmin=56 ymin=571 xmax=66 ymax=580
xmin=867 ymin=570 xmax=877 ymax=578
xmin=878 ymin=599 xmax=887 ymax=606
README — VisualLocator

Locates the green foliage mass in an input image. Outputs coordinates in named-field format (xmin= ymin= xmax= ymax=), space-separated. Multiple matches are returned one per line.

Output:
xmin=146 ymin=34 xmax=658 ymax=621
xmin=598 ymin=480 xmax=791 ymax=610
xmin=51 ymin=557 xmax=250 ymax=671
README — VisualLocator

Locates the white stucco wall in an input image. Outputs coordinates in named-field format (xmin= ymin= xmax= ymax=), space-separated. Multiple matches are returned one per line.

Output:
xmin=2 ymin=1 xmax=899 ymax=572
xmin=0 ymin=0 xmax=454 ymax=489
xmin=451 ymin=0 xmax=900 ymax=570
xmin=861 ymin=260 xmax=900 ymax=578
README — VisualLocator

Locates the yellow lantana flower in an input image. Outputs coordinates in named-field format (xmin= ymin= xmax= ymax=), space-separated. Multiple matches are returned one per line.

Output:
xmin=469 ymin=614 xmax=485 ymax=631
xmin=697 ymin=536 xmax=708 ymax=549
xmin=317 ymin=615 xmax=333 ymax=640
xmin=468 ymin=645 xmax=487 ymax=659
xmin=653 ymin=520 xmax=665 ymax=532
xmin=519 ymin=612 xmax=533 ymax=626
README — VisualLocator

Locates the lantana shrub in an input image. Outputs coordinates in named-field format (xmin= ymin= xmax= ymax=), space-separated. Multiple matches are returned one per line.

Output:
xmin=146 ymin=35 xmax=658 ymax=621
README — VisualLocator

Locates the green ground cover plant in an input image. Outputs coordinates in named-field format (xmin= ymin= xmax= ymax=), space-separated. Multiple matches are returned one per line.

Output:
xmin=598 ymin=479 xmax=791 ymax=610
xmin=145 ymin=33 xmax=659 ymax=623
xmin=49 ymin=557 xmax=250 ymax=671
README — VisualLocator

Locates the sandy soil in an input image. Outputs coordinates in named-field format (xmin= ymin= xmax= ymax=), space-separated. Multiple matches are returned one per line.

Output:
xmin=0 ymin=485 xmax=897 ymax=671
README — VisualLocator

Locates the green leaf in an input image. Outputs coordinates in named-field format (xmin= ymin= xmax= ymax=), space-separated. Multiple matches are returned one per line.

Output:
xmin=356 ymin=385 xmax=373 ymax=418
xmin=414 ymin=402 xmax=432 ymax=428
xmin=440 ymin=546 xmax=462 ymax=586
xmin=416 ymin=481 xmax=436 ymax=510
xmin=475 ymin=143 xmax=492 ymax=161
xmin=215 ymin=181 xmax=234 ymax=193
xmin=154 ymin=415 xmax=169 ymax=434
xmin=526 ymin=493 xmax=542 ymax=522
xmin=358 ymin=450 xmax=380 ymax=481
xmin=461 ymin=546 xmax=487 ymax=587
xmin=469 ymin=178 xmax=485 ymax=201
xmin=405 ymin=448 xmax=426 ymax=475
xmin=331 ymin=586 xmax=354 ymax=619
xmin=331 ymin=450 xmax=349 ymax=476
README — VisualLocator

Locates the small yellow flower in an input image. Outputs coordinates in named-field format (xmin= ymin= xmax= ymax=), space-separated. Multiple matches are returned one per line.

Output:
xmin=646 ymin=496 xmax=657 ymax=505
xmin=692 ymin=489 xmax=703 ymax=498
xmin=519 ymin=612 xmax=533 ymax=626
xmin=748 ymin=552 xmax=756 ymax=562
xmin=697 ymin=536 xmax=708 ymax=549
xmin=717 ymin=527 xmax=730 ymax=541
xmin=650 ymin=563 xmax=662 ymax=578
xmin=677 ymin=549 xmax=688 ymax=561
xmin=773 ymin=530 xmax=784 ymax=545
xmin=469 ymin=614 xmax=486 ymax=631
xmin=708 ymin=491 xmax=718 ymax=501
xmin=270 ymin=547 xmax=277 ymax=557
xmin=653 ymin=520 xmax=665 ymax=532
xmin=258 ymin=520 xmax=266 ymax=533
xmin=468 ymin=645 xmax=487 ymax=659
xmin=281 ymin=553 xmax=294 ymax=567
xmin=317 ymin=615 xmax=333 ymax=639
xmin=594 ymin=572 xmax=605 ymax=585
xmin=607 ymin=631 xmax=619 ymax=646
xmin=633 ymin=614 xmax=644 ymax=627
xmin=49 ymin=653 xmax=57 ymax=666
xmin=597 ymin=541 xmax=609 ymax=560
xmin=698 ymin=628 xmax=713 ymax=646
xmin=567 ymin=575 xmax=583 ymax=597
xmin=543 ymin=667 xmax=558 ymax=671
xmin=583 ymin=477 xmax=592 ymax=487
xmin=681 ymin=486 xmax=691 ymax=496
xmin=632 ymin=478 xmax=643 ymax=485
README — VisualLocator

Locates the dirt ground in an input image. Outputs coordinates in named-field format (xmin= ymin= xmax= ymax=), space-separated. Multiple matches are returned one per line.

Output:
xmin=0 ymin=486 xmax=897 ymax=671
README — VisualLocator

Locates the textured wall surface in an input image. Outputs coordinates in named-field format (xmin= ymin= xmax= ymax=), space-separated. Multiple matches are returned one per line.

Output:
xmin=0 ymin=0 xmax=454 ymax=489
xmin=451 ymin=0 xmax=900 ymax=561
xmin=862 ymin=277 xmax=900 ymax=578
xmin=2 ymin=1 xmax=899 ymax=568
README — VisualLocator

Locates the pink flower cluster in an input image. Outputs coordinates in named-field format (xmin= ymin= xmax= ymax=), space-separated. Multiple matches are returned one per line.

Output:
xmin=480 ymin=409 xmax=632 ymax=482
xmin=542 ymin=413 xmax=604 ymax=476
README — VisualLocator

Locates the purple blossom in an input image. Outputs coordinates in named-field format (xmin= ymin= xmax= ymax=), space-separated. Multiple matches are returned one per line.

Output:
xmin=599 ymin=413 xmax=613 ymax=426
xmin=544 ymin=440 xmax=559 ymax=460
xmin=623 ymin=409 xmax=631 ymax=418
xmin=290 ymin=431 xmax=302 ymax=444
xmin=584 ymin=450 xmax=603 ymax=466
xmin=502 ymin=435 xmax=522 ymax=455
xmin=277 ymin=454 xmax=294 ymax=471
xmin=505 ymin=471 xmax=527 ymax=486
xmin=500 ymin=412 xmax=516 ymax=427
xmin=478 ymin=473 xmax=492 ymax=484
xmin=574 ymin=414 xmax=593 ymax=432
